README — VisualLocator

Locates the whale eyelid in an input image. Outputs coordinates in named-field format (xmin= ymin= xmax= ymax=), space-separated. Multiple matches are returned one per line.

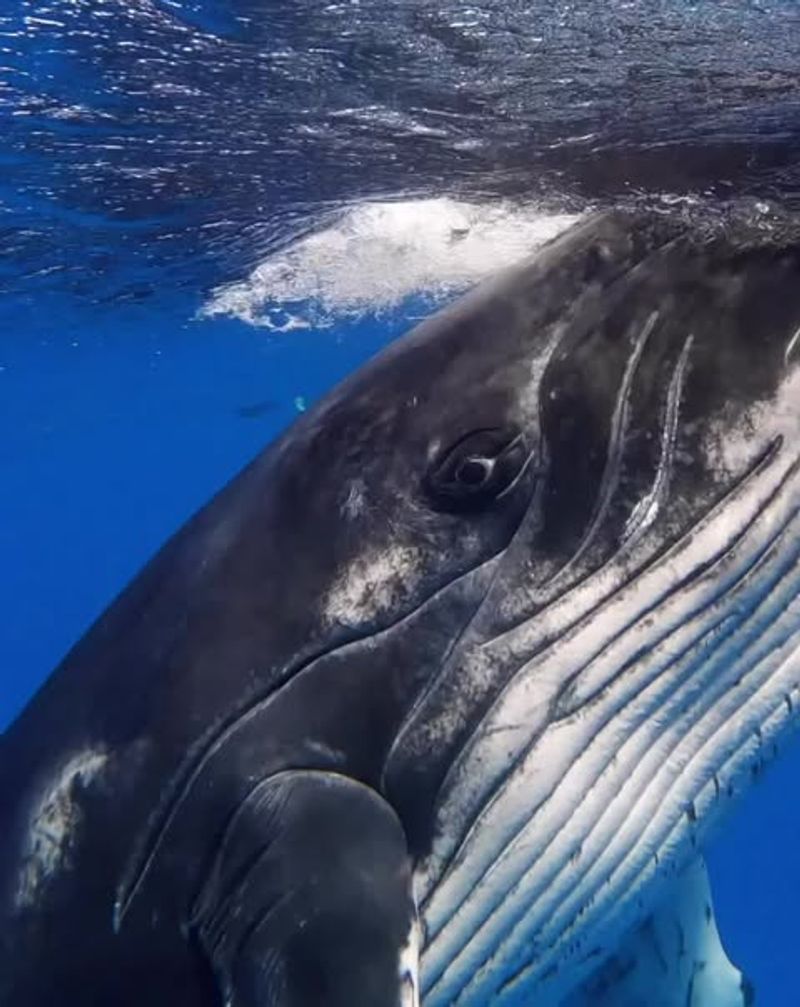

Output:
xmin=424 ymin=428 xmax=532 ymax=512
xmin=494 ymin=438 xmax=544 ymax=503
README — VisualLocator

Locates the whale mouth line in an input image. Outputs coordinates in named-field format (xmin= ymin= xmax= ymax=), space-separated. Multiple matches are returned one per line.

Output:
xmin=418 ymin=436 xmax=800 ymax=1005
xmin=116 ymin=407 xmax=552 ymax=929
xmin=112 ymin=542 xmax=515 ymax=929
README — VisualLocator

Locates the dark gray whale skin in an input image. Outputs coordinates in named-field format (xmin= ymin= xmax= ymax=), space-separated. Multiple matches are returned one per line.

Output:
xmin=2 ymin=208 xmax=800 ymax=1007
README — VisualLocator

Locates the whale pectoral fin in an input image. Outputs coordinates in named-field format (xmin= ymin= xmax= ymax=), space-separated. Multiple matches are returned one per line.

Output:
xmin=567 ymin=858 xmax=753 ymax=1007
xmin=190 ymin=769 xmax=419 ymax=1007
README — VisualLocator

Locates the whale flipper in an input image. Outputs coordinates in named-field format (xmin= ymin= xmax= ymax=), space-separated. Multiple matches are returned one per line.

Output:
xmin=567 ymin=858 xmax=752 ymax=1007
xmin=191 ymin=770 xmax=418 ymax=1007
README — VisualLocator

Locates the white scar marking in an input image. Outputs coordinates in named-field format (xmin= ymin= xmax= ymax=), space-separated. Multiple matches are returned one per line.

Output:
xmin=785 ymin=325 xmax=800 ymax=366
xmin=15 ymin=749 xmax=108 ymax=910
xmin=399 ymin=912 xmax=422 ymax=1007
xmin=623 ymin=334 xmax=693 ymax=547
xmin=323 ymin=544 xmax=421 ymax=626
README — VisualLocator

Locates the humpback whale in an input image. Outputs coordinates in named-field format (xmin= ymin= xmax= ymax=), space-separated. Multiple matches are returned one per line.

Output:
xmin=2 ymin=208 xmax=800 ymax=1006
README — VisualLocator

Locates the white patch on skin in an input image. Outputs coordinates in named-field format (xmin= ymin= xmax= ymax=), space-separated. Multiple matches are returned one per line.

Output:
xmin=516 ymin=318 xmax=567 ymax=424
xmin=399 ymin=912 xmax=422 ymax=1007
xmin=323 ymin=544 xmax=421 ymax=626
xmin=303 ymin=739 xmax=347 ymax=765
xmin=340 ymin=478 xmax=367 ymax=520
xmin=563 ymin=858 xmax=747 ymax=1007
xmin=703 ymin=368 xmax=800 ymax=478
xmin=15 ymin=749 xmax=108 ymax=910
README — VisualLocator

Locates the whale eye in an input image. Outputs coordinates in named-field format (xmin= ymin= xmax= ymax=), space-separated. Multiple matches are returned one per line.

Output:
xmin=454 ymin=456 xmax=494 ymax=487
xmin=425 ymin=428 xmax=529 ymax=513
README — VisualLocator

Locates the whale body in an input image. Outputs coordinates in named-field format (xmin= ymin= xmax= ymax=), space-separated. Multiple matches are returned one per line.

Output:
xmin=2 ymin=209 xmax=800 ymax=1006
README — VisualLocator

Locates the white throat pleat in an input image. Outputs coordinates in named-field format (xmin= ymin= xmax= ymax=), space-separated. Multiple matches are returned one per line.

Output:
xmin=420 ymin=438 xmax=800 ymax=1007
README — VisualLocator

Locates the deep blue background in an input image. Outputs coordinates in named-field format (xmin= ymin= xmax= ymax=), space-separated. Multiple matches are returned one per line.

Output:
xmin=0 ymin=289 xmax=402 ymax=725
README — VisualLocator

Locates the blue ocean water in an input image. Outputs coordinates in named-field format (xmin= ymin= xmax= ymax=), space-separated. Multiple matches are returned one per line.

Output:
xmin=3 ymin=1 xmax=800 ymax=1003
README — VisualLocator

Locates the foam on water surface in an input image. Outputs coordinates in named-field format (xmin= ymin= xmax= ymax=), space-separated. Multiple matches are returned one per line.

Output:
xmin=201 ymin=198 xmax=580 ymax=329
